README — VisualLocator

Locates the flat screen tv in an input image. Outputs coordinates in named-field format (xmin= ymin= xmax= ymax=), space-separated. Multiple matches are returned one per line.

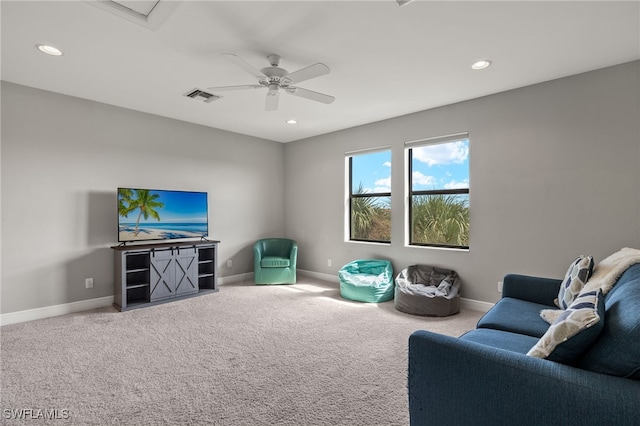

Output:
xmin=118 ymin=188 xmax=208 ymax=243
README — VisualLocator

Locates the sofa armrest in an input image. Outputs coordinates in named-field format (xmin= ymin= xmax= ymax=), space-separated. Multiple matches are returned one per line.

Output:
xmin=502 ymin=274 xmax=562 ymax=306
xmin=408 ymin=330 xmax=640 ymax=426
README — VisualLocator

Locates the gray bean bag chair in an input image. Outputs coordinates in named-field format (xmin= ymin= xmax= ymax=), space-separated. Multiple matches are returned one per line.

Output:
xmin=394 ymin=265 xmax=460 ymax=316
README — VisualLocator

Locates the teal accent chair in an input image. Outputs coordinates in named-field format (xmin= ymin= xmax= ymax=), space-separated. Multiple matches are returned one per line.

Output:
xmin=253 ymin=238 xmax=298 ymax=285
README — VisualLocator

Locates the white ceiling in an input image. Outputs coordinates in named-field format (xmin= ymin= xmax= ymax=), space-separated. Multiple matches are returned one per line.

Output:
xmin=2 ymin=1 xmax=639 ymax=143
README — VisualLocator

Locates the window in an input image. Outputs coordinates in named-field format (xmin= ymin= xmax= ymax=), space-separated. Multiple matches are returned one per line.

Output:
xmin=346 ymin=149 xmax=391 ymax=243
xmin=407 ymin=133 xmax=469 ymax=248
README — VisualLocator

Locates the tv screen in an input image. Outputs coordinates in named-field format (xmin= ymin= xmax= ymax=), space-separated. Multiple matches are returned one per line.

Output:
xmin=118 ymin=188 xmax=208 ymax=243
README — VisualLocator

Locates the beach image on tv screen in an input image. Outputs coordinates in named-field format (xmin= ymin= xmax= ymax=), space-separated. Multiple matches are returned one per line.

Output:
xmin=118 ymin=188 xmax=208 ymax=242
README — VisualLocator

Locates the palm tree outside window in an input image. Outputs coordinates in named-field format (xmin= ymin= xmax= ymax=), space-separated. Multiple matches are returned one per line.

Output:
xmin=346 ymin=149 xmax=391 ymax=243
xmin=406 ymin=133 xmax=470 ymax=249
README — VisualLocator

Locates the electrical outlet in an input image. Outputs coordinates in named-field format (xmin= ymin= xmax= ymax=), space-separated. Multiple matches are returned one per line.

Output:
xmin=227 ymin=260 xmax=232 ymax=268
xmin=327 ymin=259 xmax=332 ymax=267
xmin=85 ymin=278 xmax=94 ymax=289
xmin=497 ymin=281 xmax=503 ymax=293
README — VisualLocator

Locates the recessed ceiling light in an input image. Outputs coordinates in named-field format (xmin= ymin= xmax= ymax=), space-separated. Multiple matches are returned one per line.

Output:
xmin=286 ymin=119 xmax=298 ymax=125
xmin=36 ymin=44 xmax=63 ymax=56
xmin=471 ymin=59 xmax=491 ymax=70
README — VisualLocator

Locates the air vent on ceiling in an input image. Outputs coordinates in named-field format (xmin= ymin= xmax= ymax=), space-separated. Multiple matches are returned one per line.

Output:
xmin=184 ymin=89 xmax=221 ymax=104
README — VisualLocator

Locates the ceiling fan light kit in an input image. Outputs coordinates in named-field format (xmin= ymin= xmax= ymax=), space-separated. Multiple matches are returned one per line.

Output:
xmin=208 ymin=53 xmax=335 ymax=111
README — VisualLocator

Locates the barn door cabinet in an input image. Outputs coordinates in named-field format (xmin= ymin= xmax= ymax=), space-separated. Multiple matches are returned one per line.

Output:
xmin=112 ymin=240 xmax=219 ymax=311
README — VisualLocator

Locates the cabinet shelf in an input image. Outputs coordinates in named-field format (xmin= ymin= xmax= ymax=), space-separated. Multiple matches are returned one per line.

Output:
xmin=126 ymin=283 xmax=149 ymax=290
xmin=126 ymin=268 xmax=150 ymax=274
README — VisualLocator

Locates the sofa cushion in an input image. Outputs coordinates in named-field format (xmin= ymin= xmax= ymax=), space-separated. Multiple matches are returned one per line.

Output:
xmin=460 ymin=328 xmax=540 ymax=354
xmin=527 ymin=290 xmax=604 ymax=363
xmin=260 ymin=256 xmax=290 ymax=268
xmin=577 ymin=264 xmax=640 ymax=379
xmin=556 ymin=255 xmax=594 ymax=309
xmin=477 ymin=297 xmax=553 ymax=338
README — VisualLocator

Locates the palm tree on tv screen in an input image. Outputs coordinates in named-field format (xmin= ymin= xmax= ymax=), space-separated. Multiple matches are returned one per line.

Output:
xmin=118 ymin=188 xmax=133 ymax=217
xmin=118 ymin=189 xmax=165 ymax=237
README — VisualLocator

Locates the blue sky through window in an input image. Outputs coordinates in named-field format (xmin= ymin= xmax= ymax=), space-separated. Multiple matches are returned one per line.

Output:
xmin=411 ymin=139 xmax=469 ymax=191
xmin=350 ymin=139 xmax=469 ymax=193
xmin=351 ymin=150 xmax=392 ymax=193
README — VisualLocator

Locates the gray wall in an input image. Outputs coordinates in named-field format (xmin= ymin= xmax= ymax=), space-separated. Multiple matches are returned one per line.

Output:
xmin=2 ymin=61 xmax=639 ymax=315
xmin=1 ymin=82 xmax=285 ymax=314
xmin=284 ymin=61 xmax=640 ymax=303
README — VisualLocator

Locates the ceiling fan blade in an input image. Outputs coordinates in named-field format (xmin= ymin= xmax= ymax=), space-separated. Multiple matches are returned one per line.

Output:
xmin=287 ymin=87 xmax=335 ymax=104
xmin=222 ymin=53 xmax=266 ymax=79
xmin=207 ymin=84 xmax=264 ymax=92
xmin=265 ymin=92 xmax=280 ymax=111
xmin=283 ymin=63 xmax=330 ymax=85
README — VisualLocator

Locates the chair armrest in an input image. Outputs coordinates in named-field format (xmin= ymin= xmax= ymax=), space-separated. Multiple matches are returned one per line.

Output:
xmin=253 ymin=242 xmax=262 ymax=271
xmin=408 ymin=330 xmax=640 ymax=426
xmin=289 ymin=242 xmax=298 ymax=265
xmin=502 ymin=274 xmax=562 ymax=306
xmin=253 ymin=242 xmax=263 ymax=262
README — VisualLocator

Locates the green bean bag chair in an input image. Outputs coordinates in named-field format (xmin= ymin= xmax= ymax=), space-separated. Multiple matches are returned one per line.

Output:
xmin=338 ymin=259 xmax=394 ymax=303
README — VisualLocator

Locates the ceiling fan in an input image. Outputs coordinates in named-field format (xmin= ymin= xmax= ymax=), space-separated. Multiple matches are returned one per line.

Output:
xmin=208 ymin=53 xmax=335 ymax=111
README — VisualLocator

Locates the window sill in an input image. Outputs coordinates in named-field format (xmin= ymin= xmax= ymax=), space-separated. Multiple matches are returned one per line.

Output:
xmin=405 ymin=244 xmax=469 ymax=253
xmin=346 ymin=240 xmax=391 ymax=246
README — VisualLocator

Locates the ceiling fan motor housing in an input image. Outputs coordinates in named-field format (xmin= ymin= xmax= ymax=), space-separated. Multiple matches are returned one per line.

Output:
xmin=210 ymin=52 xmax=335 ymax=110
xmin=261 ymin=66 xmax=288 ymax=79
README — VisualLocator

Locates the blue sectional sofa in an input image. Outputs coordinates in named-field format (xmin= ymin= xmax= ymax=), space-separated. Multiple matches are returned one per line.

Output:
xmin=408 ymin=263 xmax=640 ymax=426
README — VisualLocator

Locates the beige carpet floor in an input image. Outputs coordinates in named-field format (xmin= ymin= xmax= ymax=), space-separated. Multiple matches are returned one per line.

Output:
xmin=1 ymin=276 xmax=483 ymax=425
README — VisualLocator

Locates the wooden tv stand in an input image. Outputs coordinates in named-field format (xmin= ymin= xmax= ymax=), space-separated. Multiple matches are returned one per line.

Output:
xmin=111 ymin=240 xmax=220 ymax=311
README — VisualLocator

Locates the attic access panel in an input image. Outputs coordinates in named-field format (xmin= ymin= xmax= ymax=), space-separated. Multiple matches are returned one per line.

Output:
xmin=113 ymin=1 xmax=160 ymax=17
xmin=86 ymin=0 xmax=181 ymax=30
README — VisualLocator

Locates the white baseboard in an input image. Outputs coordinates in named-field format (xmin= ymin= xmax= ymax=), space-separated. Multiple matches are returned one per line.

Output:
xmin=1 ymin=274 xmax=252 ymax=326
xmin=1 ymin=296 xmax=115 ymax=327
xmin=460 ymin=298 xmax=493 ymax=313
xmin=298 ymin=269 xmax=339 ymax=283
xmin=298 ymin=269 xmax=493 ymax=313
xmin=1 ymin=270 xmax=493 ymax=326
xmin=218 ymin=272 xmax=253 ymax=285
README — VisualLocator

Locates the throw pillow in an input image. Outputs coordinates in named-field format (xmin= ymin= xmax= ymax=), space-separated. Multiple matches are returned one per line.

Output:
xmin=555 ymin=255 xmax=594 ymax=309
xmin=527 ymin=290 xmax=604 ymax=363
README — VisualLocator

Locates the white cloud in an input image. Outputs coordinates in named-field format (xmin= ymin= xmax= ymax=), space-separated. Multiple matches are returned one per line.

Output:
xmin=383 ymin=161 xmax=391 ymax=168
xmin=413 ymin=141 xmax=469 ymax=166
xmin=444 ymin=179 xmax=470 ymax=189
xmin=412 ymin=171 xmax=436 ymax=187
xmin=374 ymin=177 xmax=391 ymax=192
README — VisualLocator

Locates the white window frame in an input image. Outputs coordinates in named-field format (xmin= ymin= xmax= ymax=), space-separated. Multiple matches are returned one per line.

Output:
xmin=405 ymin=132 xmax=470 ymax=249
